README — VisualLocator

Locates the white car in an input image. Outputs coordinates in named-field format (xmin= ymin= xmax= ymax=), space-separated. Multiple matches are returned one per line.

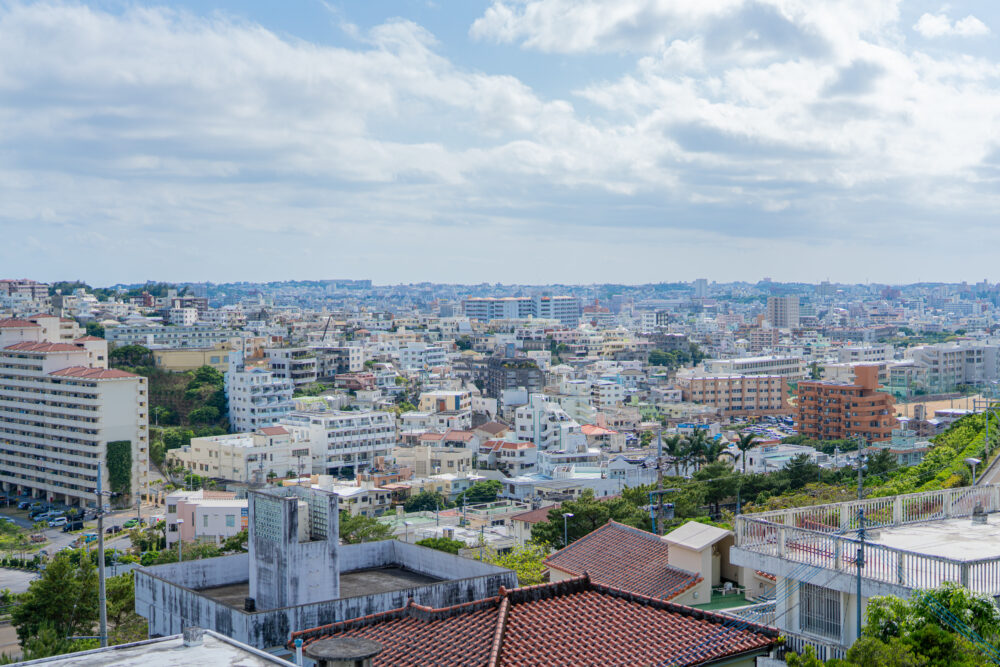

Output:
xmin=48 ymin=517 xmax=67 ymax=527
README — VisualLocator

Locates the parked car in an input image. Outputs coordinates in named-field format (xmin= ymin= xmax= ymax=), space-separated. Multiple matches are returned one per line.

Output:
xmin=62 ymin=520 xmax=84 ymax=532
xmin=81 ymin=532 xmax=98 ymax=543
xmin=17 ymin=501 xmax=30 ymax=510
xmin=105 ymin=525 xmax=123 ymax=535
xmin=29 ymin=533 xmax=46 ymax=543
xmin=48 ymin=517 xmax=67 ymax=527
xmin=123 ymin=518 xmax=140 ymax=529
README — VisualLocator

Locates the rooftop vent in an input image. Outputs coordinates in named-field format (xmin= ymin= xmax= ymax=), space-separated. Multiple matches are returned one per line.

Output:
xmin=973 ymin=503 xmax=988 ymax=526
xmin=182 ymin=626 xmax=204 ymax=647
xmin=304 ymin=638 xmax=383 ymax=667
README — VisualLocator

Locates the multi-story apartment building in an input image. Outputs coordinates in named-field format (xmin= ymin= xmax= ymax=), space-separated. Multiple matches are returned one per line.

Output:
xmin=265 ymin=347 xmax=318 ymax=387
xmin=765 ymin=295 xmax=800 ymax=328
xmin=395 ymin=343 xmax=447 ymax=370
xmin=312 ymin=345 xmax=364 ymax=377
xmin=681 ymin=375 xmax=790 ymax=417
xmin=590 ymin=380 xmax=625 ymax=410
xmin=797 ymin=365 xmax=896 ymax=442
xmin=168 ymin=307 xmax=199 ymax=326
xmin=836 ymin=344 xmax=894 ymax=364
xmin=279 ymin=409 xmax=395 ymax=477
xmin=165 ymin=426 xmax=312 ymax=483
xmin=417 ymin=390 xmax=472 ymax=413
xmin=393 ymin=446 xmax=472 ymax=477
xmin=0 ymin=318 xmax=148 ymax=505
xmin=703 ymin=355 xmax=805 ymax=379
xmin=514 ymin=394 xmax=585 ymax=451
xmin=484 ymin=355 xmax=545 ymax=398
xmin=462 ymin=296 xmax=582 ymax=327
xmin=106 ymin=323 xmax=233 ymax=349
xmin=906 ymin=341 xmax=1000 ymax=392
xmin=225 ymin=351 xmax=294 ymax=433
xmin=0 ymin=279 xmax=49 ymax=300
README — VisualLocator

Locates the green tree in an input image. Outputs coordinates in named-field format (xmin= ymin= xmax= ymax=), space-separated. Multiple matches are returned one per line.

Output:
xmin=484 ymin=543 xmax=548 ymax=585
xmin=404 ymin=491 xmax=448 ymax=513
xmin=12 ymin=554 xmax=98 ymax=645
xmin=187 ymin=406 xmax=220 ymax=424
xmin=84 ymin=321 xmax=105 ymax=338
xmin=109 ymin=345 xmax=153 ymax=368
xmin=220 ymin=529 xmax=248 ymax=553
xmin=106 ymin=572 xmax=147 ymax=645
xmin=339 ymin=513 xmax=393 ymax=544
xmin=531 ymin=489 xmax=647 ymax=548
xmin=454 ymin=480 xmax=502 ymax=506
xmin=415 ymin=537 xmax=465 ymax=554
xmin=693 ymin=461 xmax=739 ymax=517
xmin=640 ymin=430 xmax=654 ymax=447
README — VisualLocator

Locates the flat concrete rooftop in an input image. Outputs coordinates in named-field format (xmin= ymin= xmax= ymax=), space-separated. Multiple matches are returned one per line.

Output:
xmin=198 ymin=566 xmax=442 ymax=609
xmin=871 ymin=516 xmax=1000 ymax=561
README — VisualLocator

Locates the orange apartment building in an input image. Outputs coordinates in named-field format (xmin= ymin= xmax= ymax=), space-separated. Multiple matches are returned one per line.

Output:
xmin=682 ymin=375 xmax=791 ymax=417
xmin=796 ymin=365 xmax=896 ymax=442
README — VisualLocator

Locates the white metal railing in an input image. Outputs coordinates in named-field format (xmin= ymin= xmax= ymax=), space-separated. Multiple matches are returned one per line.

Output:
xmin=718 ymin=600 xmax=775 ymax=627
xmin=780 ymin=631 xmax=847 ymax=662
xmin=735 ymin=484 xmax=1000 ymax=594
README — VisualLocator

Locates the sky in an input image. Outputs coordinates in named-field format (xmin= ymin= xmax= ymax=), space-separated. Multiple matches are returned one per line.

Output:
xmin=1 ymin=0 xmax=999 ymax=286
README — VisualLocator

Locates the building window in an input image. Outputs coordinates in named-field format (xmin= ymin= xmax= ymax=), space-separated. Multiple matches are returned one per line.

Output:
xmin=226 ymin=514 xmax=235 ymax=527
xmin=203 ymin=515 xmax=209 ymax=528
xmin=799 ymin=583 xmax=841 ymax=639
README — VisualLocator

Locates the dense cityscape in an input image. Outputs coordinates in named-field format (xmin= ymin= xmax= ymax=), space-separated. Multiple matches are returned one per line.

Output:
xmin=0 ymin=276 xmax=999 ymax=664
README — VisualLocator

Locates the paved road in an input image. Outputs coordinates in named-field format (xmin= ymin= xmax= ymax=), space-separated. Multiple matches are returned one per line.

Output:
xmin=0 ymin=568 xmax=38 ymax=594
xmin=0 ymin=623 xmax=19 ymax=659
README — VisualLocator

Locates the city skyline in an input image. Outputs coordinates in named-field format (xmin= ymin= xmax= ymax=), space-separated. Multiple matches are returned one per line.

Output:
xmin=2 ymin=1 xmax=999 ymax=284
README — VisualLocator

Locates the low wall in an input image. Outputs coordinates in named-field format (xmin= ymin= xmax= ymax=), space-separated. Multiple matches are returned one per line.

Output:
xmin=135 ymin=541 xmax=518 ymax=650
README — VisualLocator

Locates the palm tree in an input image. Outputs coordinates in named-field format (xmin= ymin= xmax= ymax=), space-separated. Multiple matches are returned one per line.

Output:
xmin=686 ymin=429 xmax=709 ymax=472
xmin=735 ymin=432 xmax=758 ymax=475
xmin=662 ymin=435 xmax=685 ymax=477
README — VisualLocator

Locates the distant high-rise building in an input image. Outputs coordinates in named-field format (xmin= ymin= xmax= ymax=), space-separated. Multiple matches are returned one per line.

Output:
xmin=693 ymin=279 xmax=708 ymax=299
xmin=766 ymin=295 xmax=800 ymax=328
xmin=462 ymin=296 xmax=581 ymax=327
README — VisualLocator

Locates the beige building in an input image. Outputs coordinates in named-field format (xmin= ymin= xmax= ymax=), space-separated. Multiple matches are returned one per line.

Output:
xmin=166 ymin=426 xmax=313 ymax=483
xmin=153 ymin=342 xmax=232 ymax=372
xmin=681 ymin=375 xmax=790 ymax=417
xmin=0 ymin=318 xmax=149 ymax=505
xmin=394 ymin=446 xmax=472 ymax=477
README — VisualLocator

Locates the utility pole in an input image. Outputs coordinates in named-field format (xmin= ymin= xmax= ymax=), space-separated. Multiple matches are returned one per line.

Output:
xmin=855 ymin=454 xmax=866 ymax=640
xmin=95 ymin=468 xmax=108 ymax=648
xmin=655 ymin=427 xmax=664 ymax=536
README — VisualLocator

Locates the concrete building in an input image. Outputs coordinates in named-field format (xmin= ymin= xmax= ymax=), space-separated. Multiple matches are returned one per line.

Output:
xmin=396 ymin=342 xmax=447 ymax=370
xmin=393 ymin=446 xmax=472 ymax=477
xmin=906 ymin=341 xmax=1000 ymax=393
xmin=152 ymin=342 xmax=232 ymax=372
xmin=135 ymin=486 xmax=517 ymax=650
xmin=165 ymin=489 xmax=248 ymax=547
xmin=797 ymin=365 xmax=897 ymax=442
xmin=463 ymin=295 xmax=582 ymax=327
xmin=226 ymin=351 xmax=295 ymax=433
xmin=731 ymin=485 xmax=1000 ymax=659
xmin=485 ymin=355 xmax=545 ymax=398
xmin=265 ymin=347 xmax=318 ymax=388
xmin=766 ymin=295 xmax=800 ymax=328
xmin=680 ymin=375 xmax=790 ymax=417
xmin=0 ymin=318 xmax=148 ymax=505
xmin=106 ymin=323 xmax=233 ymax=349
xmin=703 ymin=355 xmax=805 ymax=379
xmin=165 ymin=426 xmax=312 ymax=483
xmin=417 ymin=390 xmax=472 ymax=413
xmin=514 ymin=394 xmax=585 ymax=451
xmin=836 ymin=344 xmax=895 ymax=364
xmin=279 ymin=409 xmax=395 ymax=477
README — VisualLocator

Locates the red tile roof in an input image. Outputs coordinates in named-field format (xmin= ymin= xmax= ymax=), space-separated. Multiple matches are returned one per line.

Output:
xmin=258 ymin=426 xmax=289 ymax=436
xmin=49 ymin=366 xmax=139 ymax=379
xmin=510 ymin=504 xmax=560 ymax=525
xmin=74 ymin=335 xmax=104 ymax=342
xmin=4 ymin=341 xmax=81 ymax=352
xmin=545 ymin=521 xmax=701 ymax=600
xmin=477 ymin=422 xmax=508 ymax=435
xmin=289 ymin=576 xmax=777 ymax=666
xmin=0 ymin=318 xmax=40 ymax=328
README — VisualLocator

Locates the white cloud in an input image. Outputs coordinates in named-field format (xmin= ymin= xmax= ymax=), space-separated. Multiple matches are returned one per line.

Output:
xmin=914 ymin=12 xmax=990 ymax=38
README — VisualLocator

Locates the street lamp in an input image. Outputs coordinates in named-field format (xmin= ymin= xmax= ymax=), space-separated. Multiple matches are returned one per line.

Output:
xmin=966 ymin=457 xmax=982 ymax=486
xmin=562 ymin=512 xmax=574 ymax=548
xmin=176 ymin=519 xmax=184 ymax=562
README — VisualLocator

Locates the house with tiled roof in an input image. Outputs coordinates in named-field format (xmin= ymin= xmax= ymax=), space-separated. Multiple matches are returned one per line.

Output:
xmin=545 ymin=521 xmax=704 ymax=603
xmin=289 ymin=575 xmax=778 ymax=667
xmin=508 ymin=503 xmax=560 ymax=545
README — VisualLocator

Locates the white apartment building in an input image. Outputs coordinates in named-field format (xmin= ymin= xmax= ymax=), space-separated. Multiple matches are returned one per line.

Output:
xmin=590 ymin=380 xmax=625 ymax=410
xmin=399 ymin=410 xmax=472 ymax=433
xmin=463 ymin=296 xmax=582 ymax=328
xmin=165 ymin=426 xmax=313 ymax=483
xmin=836 ymin=344 xmax=894 ymax=364
xmin=703 ymin=355 xmax=805 ymax=379
xmin=765 ymin=295 xmax=800 ymax=328
xmin=394 ymin=446 xmax=473 ymax=477
xmin=279 ymin=409 xmax=395 ymax=477
xmin=168 ymin=307 xmax=199 ymax=326
xmin=906 ymin=341 xmax=1000 ymax=392
xmin=0 ymin=318 xmax=148 ymax=505
xmin=514 ymin=394 xmax=587 ymax=451
xmin=165 ymin=489 xmax=247 ymax=546
xmin=225 ymin=351 xmax=294 ymax=433
xmin=265 ymin=347 xmax=318 ymax=387
xmin=395 ymin=343 xmax=447 ymax=370
xmin=106 ymin=323 xmax=233 ymax=348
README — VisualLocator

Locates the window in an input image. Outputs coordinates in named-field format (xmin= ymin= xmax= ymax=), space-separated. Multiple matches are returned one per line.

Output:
xmin=203 ymin=514 xmax=209 ymax=528
xmin=167 ymin=504 xmax=176 ymax=514
xmin=799 ymin=583 xmax=841 ymax=639
xmin=226 ymin=514 xmax=235 ymax=527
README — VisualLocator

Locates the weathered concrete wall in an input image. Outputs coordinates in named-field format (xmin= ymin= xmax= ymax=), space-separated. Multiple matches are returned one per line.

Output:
xmin=135 ymin=544 xmax=519 ymax=650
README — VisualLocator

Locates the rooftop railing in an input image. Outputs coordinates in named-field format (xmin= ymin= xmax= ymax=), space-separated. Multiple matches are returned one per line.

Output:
xmin=735 ymin=484 xmax=1000 ymax=595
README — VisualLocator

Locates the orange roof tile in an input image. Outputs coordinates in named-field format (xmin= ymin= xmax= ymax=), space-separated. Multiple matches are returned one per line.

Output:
xmin=0 ymin=318 xmax=40 ymax=328
xmin=49 ymin=366 xmax=139 ymax=379
xmin=4 ymin=341 xmax=81 ymax=352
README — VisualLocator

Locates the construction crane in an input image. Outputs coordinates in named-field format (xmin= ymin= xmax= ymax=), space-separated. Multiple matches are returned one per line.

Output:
xmin=319 ymin=314 xmax=334 ymax=342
